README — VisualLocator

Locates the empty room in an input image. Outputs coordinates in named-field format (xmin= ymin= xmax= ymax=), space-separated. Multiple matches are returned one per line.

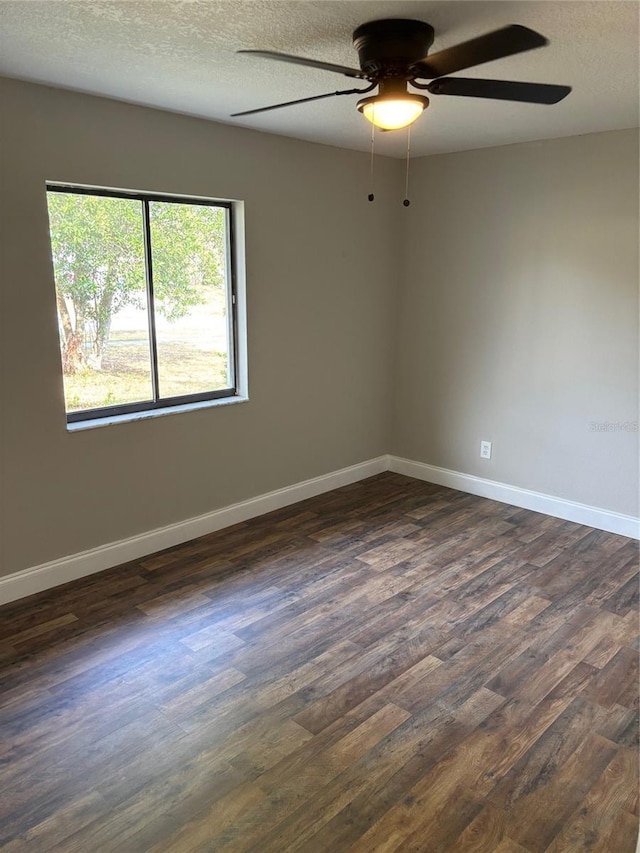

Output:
xmin=0 ymin=1 xmax=638 ymax=851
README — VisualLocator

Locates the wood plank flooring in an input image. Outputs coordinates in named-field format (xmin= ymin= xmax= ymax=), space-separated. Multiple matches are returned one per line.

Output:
xmin=0 ymin=472 xmax=638 ymax=852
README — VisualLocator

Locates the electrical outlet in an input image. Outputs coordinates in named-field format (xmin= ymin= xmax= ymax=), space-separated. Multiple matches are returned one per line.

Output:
xmin=480 ymin=440 xmax=492 ymax=459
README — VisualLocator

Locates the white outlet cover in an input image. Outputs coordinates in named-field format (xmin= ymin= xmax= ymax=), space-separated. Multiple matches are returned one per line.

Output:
xmin=480 ymin=441 xmax=492 ymax=459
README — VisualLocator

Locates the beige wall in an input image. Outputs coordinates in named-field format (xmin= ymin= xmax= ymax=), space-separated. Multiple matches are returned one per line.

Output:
xmin=0 ymin=79 xmax=400 ymax=577
xmin=1 ymin=79 xmax=637 ymax=580
xmin=393 ymin=129 xmax=639 ymax=517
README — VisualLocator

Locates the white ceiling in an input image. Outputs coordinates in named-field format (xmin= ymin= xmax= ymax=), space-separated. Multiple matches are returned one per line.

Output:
xmin=0 ymin=1 xmax=638 ymax=158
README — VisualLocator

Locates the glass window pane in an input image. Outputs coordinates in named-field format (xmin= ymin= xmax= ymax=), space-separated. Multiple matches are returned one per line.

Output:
xmin=148 ymin=201 xmax=231 ymax=399
xmin=47 ymin=192 xmax=153 ymax=413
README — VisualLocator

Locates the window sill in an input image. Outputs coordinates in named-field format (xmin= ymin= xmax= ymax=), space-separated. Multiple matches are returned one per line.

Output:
xmin=66 ymin=394 xmax=249 ymax=432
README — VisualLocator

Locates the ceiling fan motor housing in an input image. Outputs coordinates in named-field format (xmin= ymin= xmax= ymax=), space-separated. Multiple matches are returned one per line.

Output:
xmin=352 ymin=19 xmax=435 ymax=79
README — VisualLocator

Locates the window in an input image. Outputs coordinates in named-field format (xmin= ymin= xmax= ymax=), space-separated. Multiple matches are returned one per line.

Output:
xmin=46 ymin=185 xmax=242 ymax=424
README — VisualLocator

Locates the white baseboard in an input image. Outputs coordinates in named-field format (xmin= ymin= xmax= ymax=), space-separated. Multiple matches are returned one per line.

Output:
xmin=389 ymin=456 xmax=639 ymax=540
xmin=0 ymin=456 xmax=389 ymax=606
xmin=2 ymin=453 xmax=636 ymax=606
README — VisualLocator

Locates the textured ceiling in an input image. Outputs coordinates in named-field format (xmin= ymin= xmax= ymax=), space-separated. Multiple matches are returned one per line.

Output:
xmin=0 ymin=1 xmax=638 ymax=158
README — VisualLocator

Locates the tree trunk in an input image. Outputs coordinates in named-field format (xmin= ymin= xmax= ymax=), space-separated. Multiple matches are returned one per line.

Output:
xmin=93 ymin=285 xmax=115 ymax=371
xmin=56 ymin=290 xmax=85 ymax=374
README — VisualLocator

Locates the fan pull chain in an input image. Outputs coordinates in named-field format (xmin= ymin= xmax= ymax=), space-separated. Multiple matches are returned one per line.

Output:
xmin=368 ymin=123 xmax=375 ymax=202
xmin=403 ymin=125 xmax=411 ymax=207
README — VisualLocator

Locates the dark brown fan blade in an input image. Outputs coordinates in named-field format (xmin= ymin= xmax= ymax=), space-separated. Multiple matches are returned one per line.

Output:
xmin=414 ymin=25 xmax=547 ymax=79
xmin=428 ymin=77 xmax=571 ymax=104
xmin=230 ymin=86 xmax=373 ymax=117
xmin=238 ymin=50 xmax=366 ymax=79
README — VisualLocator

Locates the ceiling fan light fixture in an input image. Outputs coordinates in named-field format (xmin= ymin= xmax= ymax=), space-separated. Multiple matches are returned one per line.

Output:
xmin=357 ymin=94 xmax=428 ymax=130
xmin=236 ymin=20 xmax=570 ymax=128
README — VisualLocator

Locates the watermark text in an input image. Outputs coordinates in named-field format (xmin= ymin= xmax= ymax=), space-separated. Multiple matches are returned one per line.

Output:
xmin=588 ymin=421 xmax=638 ymax=432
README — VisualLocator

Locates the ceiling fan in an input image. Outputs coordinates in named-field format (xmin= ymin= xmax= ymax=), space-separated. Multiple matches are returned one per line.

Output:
xmin=232 ymin=19 xmax=571 ymax=130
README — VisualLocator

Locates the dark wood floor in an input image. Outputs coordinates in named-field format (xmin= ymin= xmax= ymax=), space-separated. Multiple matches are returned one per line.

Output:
xmin=1 ymin=473 xmax=638 ymax=852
